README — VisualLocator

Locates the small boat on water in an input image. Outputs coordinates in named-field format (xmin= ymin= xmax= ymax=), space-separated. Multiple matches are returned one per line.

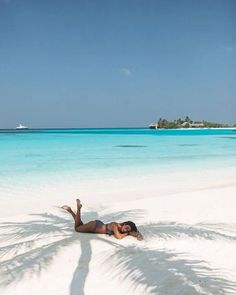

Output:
xmin=16 ymin=124 xmax=29 ymax=130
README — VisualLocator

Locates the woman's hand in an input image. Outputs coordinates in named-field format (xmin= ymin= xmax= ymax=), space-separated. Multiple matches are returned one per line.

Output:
xmin=129 ymin=231 xmax=143 ymax=241
xmin=136 ymin=233 xmax=143 ymax=241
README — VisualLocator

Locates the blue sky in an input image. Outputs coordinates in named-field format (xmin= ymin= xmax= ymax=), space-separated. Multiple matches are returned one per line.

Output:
xmin=0 ymin=0 xmax=235 ymax=128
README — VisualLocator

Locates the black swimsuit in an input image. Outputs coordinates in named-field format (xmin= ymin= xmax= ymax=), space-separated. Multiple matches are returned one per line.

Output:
xmin=105 ymin=224 xmax=114 ymax=236
xmin=94 ymin=220 xmax=114 ymax=235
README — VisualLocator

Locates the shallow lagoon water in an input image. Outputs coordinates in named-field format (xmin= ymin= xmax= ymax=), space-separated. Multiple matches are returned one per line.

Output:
xmin=1 ymin=128 xmax=236 ymax=183
xmin=0 ymin=128 xmax=236 ymax=215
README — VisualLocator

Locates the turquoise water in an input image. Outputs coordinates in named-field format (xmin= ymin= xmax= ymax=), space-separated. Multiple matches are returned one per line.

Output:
xmin=0 ymin=128 xmax=236 ymax=186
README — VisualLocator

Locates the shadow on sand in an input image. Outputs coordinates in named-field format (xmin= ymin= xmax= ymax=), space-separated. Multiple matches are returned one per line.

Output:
xmin=0 ymin=210 xmax=236 ymax=295
xmin=0 ymin=209 xmax=142 ymax=295
xmin=103 ymin=221 xmax=236 ymax=295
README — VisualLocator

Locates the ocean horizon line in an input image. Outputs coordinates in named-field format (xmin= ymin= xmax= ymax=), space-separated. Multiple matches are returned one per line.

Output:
xmin=0 ymin=126 xmax=147 ymax=131
xmin=0 ymin=126 xmax=235 ymax=131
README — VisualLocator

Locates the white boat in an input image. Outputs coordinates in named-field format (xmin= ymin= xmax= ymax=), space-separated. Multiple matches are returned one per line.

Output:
xmin=16 ymin=124 xmax=28 ymax=130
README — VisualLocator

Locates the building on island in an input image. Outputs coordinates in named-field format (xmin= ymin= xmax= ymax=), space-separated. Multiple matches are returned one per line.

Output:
xmin=181 ymin=122 xmax=204 ymax=128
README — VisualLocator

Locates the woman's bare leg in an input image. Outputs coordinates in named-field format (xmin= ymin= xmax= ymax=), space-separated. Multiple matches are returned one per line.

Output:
xmin=74 ymin=199 xmax=97 ymax=233
xmin=74 ymin=199 xmax=83 ymax=228
xmin=62 ymin=199 xmax=96 ymax=233
xmin=61 ymin=199 xmax=83 ymax=225
xmin=61 ymin=205 xmax=76 ymax=220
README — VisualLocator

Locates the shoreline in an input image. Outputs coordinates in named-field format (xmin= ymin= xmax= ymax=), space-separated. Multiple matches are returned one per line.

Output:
xmin=1 ymin=166 xmax=236 ymax=218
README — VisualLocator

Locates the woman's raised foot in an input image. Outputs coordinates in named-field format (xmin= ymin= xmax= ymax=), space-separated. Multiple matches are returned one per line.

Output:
xmin=61 ymin=205 xmax=71 ymax=212
xmin=76 ymin=198 xmax=82 ymax=208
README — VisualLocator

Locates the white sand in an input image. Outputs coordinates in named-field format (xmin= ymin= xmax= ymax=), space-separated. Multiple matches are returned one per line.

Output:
xmin=1 ymin=170 xmax=236 ymax=295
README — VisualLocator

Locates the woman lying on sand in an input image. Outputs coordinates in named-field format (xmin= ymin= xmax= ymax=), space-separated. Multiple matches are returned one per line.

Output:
xmin=62 ymin=199 xmax=143 ymax=240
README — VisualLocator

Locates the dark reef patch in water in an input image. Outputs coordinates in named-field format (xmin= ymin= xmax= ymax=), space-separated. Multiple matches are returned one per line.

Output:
xmin=177 ymin=144 xmax=200 ymax=147
xmin=115 ymin=145 xmax=147 ymax=148
xmin=221 ymin=137 xmax=236 ymax=140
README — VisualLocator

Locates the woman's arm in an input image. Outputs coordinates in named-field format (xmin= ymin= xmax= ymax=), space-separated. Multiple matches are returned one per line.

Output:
xmin=112 ymin=224 xmax=128 ymax=240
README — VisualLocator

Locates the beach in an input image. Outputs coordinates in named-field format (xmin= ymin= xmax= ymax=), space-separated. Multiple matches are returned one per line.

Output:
xmin=2 ymin=0 xmax=235 ymax=292
xmin=0 ymin=129 xmax=236 ymax=294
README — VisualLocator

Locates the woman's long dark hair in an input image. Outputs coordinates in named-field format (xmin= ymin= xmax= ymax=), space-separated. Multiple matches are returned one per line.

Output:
xmin=120 ymin=221 xmax=138 ymax=232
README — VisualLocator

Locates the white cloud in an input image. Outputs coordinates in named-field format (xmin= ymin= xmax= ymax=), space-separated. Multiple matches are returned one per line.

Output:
xmin=224 ymin=45 xmax=236 ymax=52
xmin=120 ymin=67 xmax=132 ymax=77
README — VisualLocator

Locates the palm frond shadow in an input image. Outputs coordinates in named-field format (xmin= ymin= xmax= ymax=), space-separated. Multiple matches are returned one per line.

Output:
xmin=1 ymin=212 xmax=236 ymax=295
xmin=69 ymin=208 xmax=144 ymax=295
xmin=99 ymin=221 xmax=236 ymax=295
xmin=0 ymin=208 xmax=143 ymax=295
xmin=100 ymin=209 xmax=145 ymax=224
xmin=0 ymin=212 xmax=74 ymax=287
xmin=103 ymin=245 xmax=236 ymax=295
xmin=98 ymin=222 xmax=236 ymax=295
xmin=71 ymin=220 xmax=236 ymax=295
xmin=139 ymin=222 xmax=236 ymax=241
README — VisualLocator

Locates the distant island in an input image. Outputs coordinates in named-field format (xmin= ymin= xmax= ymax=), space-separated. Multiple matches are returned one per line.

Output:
xmin=149 ymin=116 xmax=236 ymax=129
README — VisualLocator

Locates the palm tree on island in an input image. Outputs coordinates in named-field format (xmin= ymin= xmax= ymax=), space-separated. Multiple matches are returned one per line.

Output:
xmin=149 ymin=117 xmax=232 ymax=129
